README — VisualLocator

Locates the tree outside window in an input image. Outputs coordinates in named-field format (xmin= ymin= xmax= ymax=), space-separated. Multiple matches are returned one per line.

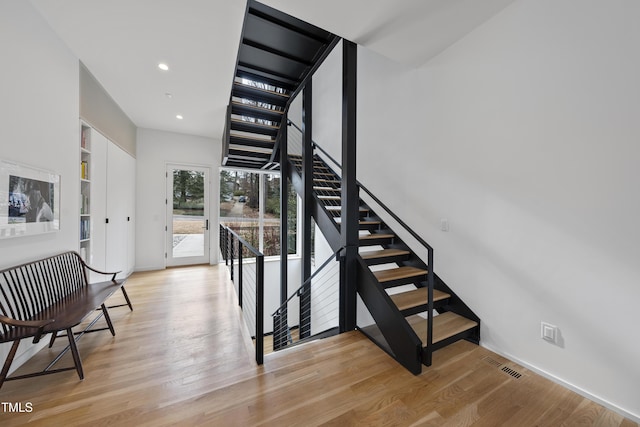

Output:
xmin=220 ymin=169 xmax=297 ymax=257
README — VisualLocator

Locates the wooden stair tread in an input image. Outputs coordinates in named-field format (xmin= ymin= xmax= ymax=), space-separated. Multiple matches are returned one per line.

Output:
xmin=408 ymin=312 xmax=478 ymax=345
xmin=373 ymin=266 xmax=427 ymax=283
xmin=389 ymin=288 xmax=450 ymax=311
xmin=360 ymin=249 xmax=410 ymax=260
xmin=360 ymin=233 xmax=394 ymax=240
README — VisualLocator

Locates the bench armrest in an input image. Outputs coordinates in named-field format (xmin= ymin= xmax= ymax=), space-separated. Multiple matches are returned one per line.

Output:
xmin=84 ymin=264 xmax=121 ymax=282
xmin=0 ymin=315 xmax=54 ymax=343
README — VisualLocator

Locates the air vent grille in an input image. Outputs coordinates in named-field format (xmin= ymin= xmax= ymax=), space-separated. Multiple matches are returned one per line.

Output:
xmin=482 ymin=356 xmax=502 ymax=368
xmin=501 ymin=366 xmax=523 ymax=379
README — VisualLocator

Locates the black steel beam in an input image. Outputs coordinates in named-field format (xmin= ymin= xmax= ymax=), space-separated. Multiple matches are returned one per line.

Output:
xmin=340 ymin=40 xmax=358 ymax=332
xmin=300 ymin=82 xmax=313 ymax=339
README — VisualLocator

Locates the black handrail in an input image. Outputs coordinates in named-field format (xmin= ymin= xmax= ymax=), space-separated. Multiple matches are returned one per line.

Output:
xmin=287 ymin=119 xmax=437 ymax=364
xmin=288 ymin=119 xmax=433 ymax=251
xmin=220 ymin=223 xmax=264 ymax=365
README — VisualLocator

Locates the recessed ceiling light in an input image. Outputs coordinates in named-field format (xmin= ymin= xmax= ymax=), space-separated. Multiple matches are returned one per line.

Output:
xmin=158 ymin=63 xmax=169 ymax=71
xmin=176 ymin=115 xmax=183 ymax=120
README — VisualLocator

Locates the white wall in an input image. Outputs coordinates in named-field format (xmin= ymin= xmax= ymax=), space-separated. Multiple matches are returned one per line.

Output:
xmin=312 ymin=40 xmax=343 ymax=162
xmin=0 ymin=0 xmax=80 ymax=370
xmin=314 ymin=0 xmax=640 ymax=421
xmin=135 ymin=128 xmax=221 ymax=271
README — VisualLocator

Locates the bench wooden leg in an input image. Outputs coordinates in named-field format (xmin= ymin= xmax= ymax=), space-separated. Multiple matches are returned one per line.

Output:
xmin=49 ymin=331 xmax=58 ymax=348
xmin=0 ymin=340 xmax=20 ymax=389
xmin=121 ymin=286 xmax=133 ymax=311
xmin=67 ymin=328 xmax=84 ymax=380
xmin=101 ymin=304 xmax=116 ymax=336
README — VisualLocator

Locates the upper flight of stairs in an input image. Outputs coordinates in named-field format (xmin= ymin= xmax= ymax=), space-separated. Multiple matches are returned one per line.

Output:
xmin=288 ymin=153 xmax=481 ymax=373
xmin=222 ymin=1 xmax=339 ymax=170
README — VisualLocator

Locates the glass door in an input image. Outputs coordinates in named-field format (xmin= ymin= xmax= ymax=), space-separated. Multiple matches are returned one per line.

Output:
xmin=166 ymin=164 xmax=210 ymax=266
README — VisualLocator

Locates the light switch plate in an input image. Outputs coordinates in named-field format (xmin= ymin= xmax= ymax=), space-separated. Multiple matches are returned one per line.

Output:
xmin=541 ymin=322 xmax=557 ymax=343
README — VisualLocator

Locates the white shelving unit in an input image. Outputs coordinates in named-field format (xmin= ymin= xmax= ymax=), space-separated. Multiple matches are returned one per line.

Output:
xmin=80 ymin=122 xmax=91 ymax=262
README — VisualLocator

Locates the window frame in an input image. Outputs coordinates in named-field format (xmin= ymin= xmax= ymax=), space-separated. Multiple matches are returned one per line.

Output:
xmin=219 ymin=167 xmax=300 ymax=258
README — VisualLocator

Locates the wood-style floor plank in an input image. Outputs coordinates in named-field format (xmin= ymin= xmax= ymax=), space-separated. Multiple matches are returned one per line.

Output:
xmin=0 ymin=265 xmax=636 ymax=426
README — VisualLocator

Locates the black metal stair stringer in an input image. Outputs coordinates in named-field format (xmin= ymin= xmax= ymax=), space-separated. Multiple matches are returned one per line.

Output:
xmin=287 ymin=150 xmax=481 ymax=374
xmin=222 ymin=1 xmax=340 ymax=170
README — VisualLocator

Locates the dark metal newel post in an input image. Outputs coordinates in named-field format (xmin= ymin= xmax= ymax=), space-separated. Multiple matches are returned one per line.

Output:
xmin=256 ymin=254 xmax=264 ymax=365
xmin=238 ymin=239 xmax=243 ymax=308
xmin=279 ymin=112 xmax=289 ymax=313
xmin=340 ymin=40 xmax=358 ymax=332
xmin=301 ymin=81 xmax=313 ymax=339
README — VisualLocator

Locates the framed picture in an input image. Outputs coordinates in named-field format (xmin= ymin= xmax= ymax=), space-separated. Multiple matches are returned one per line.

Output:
xmin=0 ymin=160 xmax=60 ymax=239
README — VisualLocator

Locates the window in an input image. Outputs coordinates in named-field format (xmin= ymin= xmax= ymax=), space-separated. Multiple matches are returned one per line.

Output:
xmin=220 ymin=169 xmax=298 ymax=257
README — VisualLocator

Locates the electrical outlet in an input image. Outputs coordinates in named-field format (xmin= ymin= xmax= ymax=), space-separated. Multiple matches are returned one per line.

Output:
xmin=440 ymin=219 xmax=449 ymax=232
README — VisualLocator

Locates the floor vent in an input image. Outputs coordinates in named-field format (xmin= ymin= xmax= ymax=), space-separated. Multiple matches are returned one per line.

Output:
xmin=501 ymin=366 xmax=523 ymax=379
xmin=482 ymin=356 xmax=502 ymax=368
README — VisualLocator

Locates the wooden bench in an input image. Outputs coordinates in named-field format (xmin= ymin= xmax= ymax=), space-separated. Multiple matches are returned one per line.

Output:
xmin=0 ymin=251 xmax=132 ymax=388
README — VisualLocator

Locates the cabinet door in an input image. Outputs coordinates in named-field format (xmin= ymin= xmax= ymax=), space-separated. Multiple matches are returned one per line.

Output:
xmin=106 ymin=143 xmax=135 ymax=278
xmin=90 ymin=130 xmax=108 ymax=275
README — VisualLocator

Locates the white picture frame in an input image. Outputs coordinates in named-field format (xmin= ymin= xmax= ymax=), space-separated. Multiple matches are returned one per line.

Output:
xmin=0 ymin=160 xmax=60 ymax=239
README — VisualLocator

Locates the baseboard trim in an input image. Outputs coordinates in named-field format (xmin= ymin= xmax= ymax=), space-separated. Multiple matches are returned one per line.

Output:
xmin=481 ymin=343 xmax=640 ymax=424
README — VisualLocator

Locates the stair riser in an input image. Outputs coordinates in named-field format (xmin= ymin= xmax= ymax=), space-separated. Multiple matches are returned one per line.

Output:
xmin=380 ymin=276 xmax=427 ymax=289
xmin=359 ymin=223 xmax=381 ymax=231
xmin=359 ymin=237 xmax=394 ymax=247
xmin=362 ymin=254 xmax=410 ymax=266
xmin=399 ymin=300 xmax=449 ymax=317
xmin=426 ymin=327 xmax=480 ymax=354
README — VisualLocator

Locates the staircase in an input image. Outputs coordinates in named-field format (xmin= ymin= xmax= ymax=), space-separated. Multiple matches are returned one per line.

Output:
xmin=222 ymin=0 xmax=339 ymax=169
xmin=288 ymin=150 xmax=480 ymax=373
xmin=224 ymin=1 xmax=480 ymax=375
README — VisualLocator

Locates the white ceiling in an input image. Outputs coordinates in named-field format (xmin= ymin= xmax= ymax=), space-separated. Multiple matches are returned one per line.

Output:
xmin=29 ymin=0 xmax=516 ymax=140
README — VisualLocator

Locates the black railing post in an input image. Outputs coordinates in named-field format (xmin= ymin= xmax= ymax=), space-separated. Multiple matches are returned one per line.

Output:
xmin=238 ymin=238 xmax=243 ymax=309
xmin=425 ymin=249 xmax=434 ymax=366
xmin=340 ymin=39 xmax=358 ymax=332
xmin=280 ymin=112 xmax=289 ymax=307
xmin=229 ymin=232 xmax=234 ymax=282
xmin=220 ymin=224 xmax=229 ymax=265
xmin=300 ymin=81 xmax=313 ymax=339
xmin=256 ymin=254 xmax=264 ymax=364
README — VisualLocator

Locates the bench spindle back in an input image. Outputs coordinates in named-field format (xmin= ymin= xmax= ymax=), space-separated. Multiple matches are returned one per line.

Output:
xmin=0 ymin=252 xmax=87 ymax=338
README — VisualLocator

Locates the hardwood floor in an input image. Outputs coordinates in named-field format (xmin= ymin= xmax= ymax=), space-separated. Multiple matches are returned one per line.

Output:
xmin=0 ymin=265 xmax=636 ymax=426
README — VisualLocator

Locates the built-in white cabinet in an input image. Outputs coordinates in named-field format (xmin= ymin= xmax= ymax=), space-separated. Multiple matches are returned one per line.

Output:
xmin=105 ymin=142 xmax=135 ymax=278
xmin=80 ymin=122 xmax=135 ymax=280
